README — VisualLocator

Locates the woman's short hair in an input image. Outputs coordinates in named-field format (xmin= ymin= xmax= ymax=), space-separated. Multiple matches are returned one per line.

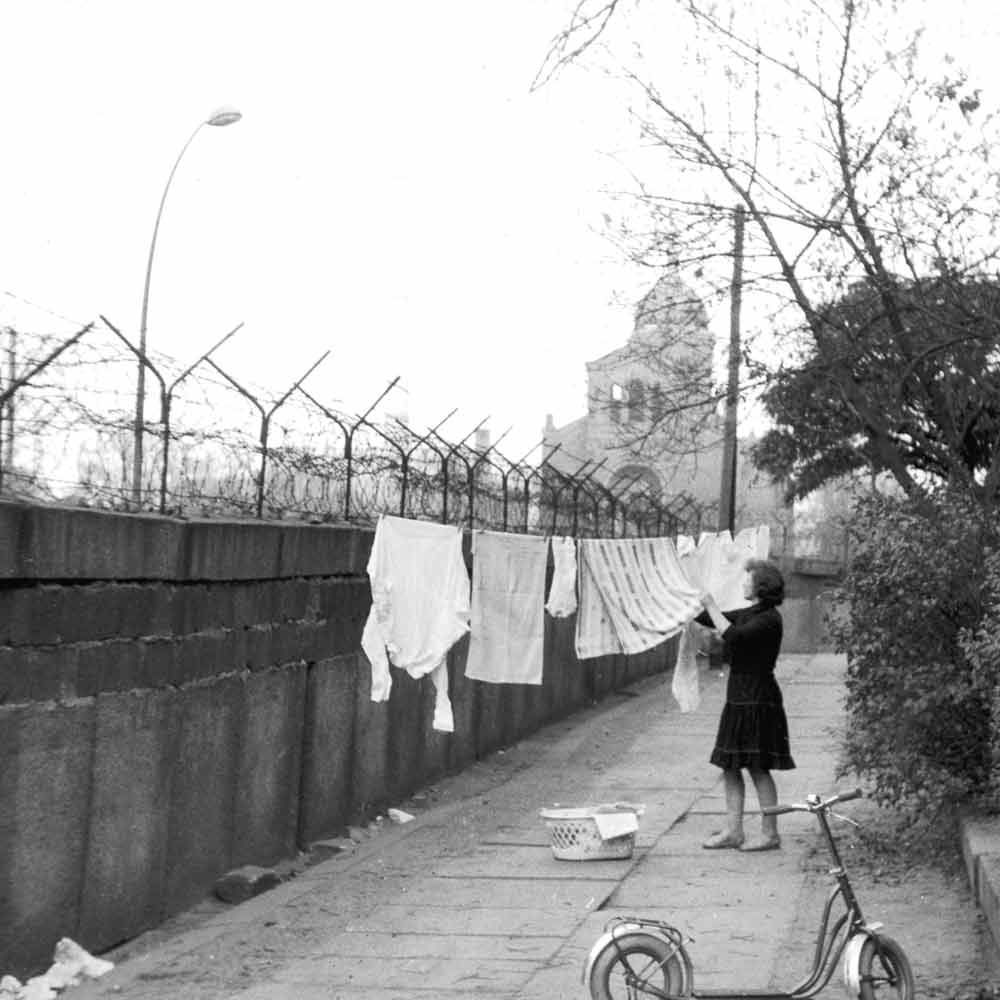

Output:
xmin=745 ymin=558 xmax=785 ymax=606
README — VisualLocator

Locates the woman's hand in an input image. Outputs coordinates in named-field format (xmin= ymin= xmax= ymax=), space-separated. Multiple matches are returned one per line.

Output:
xmin=700 ymin=591 xmax=730 ymax=634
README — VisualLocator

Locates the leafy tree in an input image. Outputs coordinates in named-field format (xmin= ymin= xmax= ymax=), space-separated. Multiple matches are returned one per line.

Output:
xmin=752 ymin=276 xmax=1000 ymax=500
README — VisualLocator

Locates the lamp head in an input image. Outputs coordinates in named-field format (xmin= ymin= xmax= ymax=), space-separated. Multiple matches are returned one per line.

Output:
xmin=206 ymin=105 xmax=242 ymax=127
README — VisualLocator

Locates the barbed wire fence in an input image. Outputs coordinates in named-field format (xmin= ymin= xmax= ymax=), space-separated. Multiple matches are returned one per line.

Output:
xmin=0 ymin=318 xmax=719 ymax=538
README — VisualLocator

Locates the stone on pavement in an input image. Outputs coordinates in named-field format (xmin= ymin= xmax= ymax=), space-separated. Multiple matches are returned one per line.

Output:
xmin=213 ymin=866 xmax=282 ymax=904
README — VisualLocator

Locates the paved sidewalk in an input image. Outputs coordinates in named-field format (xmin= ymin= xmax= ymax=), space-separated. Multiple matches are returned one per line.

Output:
xmin=70 ymin=654 xmax=880 ymax=999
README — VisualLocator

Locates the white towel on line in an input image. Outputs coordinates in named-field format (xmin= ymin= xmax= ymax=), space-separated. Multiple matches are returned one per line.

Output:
xmin=545 ymin=536 xmax=578 ymax=618
xmin=361 ymin=514 xmax=470 ymax=732
xmin=465 ymin=530 xmax=548 ymax=686
xmin=575 ymin=537 xmax=703 ymax=659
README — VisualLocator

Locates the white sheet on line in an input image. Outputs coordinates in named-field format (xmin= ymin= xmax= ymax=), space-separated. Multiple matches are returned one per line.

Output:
xmin=575 ymin=537 xmax=703 ymax=659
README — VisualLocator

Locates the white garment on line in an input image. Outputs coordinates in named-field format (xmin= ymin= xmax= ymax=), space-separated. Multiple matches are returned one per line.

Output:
xmin=671 ymin=621 xmax=705 ymax=713
xmin=361 ymin=514 xmax=470 ymax=732
xmin=465 ymin=530 xmax=548 ymax=686
xmin=671 ymin=524 xmax=772 ymax=713
xmin=679 ymin=524 xmax=771 ymax=609
xmin=575 ymin=537 xmax=703 ymax=659
xmin=545 ymin=536 xmax=578 ymax=618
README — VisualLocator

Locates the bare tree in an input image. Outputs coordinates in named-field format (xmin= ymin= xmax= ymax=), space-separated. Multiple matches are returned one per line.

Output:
xmin=537 ymin=0 xmax=1000 ymax=499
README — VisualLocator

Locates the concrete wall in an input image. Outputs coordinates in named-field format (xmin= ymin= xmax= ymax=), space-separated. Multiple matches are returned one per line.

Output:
xmin=0 ymin=501 xmax=679 ymax=977
xmin=776 ymin=555 xmax=842 ymax=654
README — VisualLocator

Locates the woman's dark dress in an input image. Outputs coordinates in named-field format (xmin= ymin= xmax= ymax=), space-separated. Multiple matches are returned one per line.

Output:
xmin=696 ymin=602 xmax=795 ymax=772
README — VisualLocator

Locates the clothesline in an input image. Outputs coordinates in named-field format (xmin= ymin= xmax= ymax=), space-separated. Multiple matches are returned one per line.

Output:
xmin=361 ymin=514 xmax=771 ymax=732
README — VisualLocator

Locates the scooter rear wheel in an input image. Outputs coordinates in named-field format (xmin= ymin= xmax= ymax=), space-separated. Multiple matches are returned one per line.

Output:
xmin=858 ymin=934 xmax=914 ymax=1000
xmin=588 ymin=931 xmax=689 ymax=999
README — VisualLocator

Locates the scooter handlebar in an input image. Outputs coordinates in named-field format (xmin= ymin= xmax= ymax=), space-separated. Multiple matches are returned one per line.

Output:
xmin=761 ymin=788 xmax=864 ymax=815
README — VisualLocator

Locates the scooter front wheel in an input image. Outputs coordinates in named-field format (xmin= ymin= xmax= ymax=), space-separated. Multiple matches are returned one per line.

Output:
xmin=587 ymin=931 xmax=690 ymax=999
xmin=857 ymin=934 xmax=914 ymax=1000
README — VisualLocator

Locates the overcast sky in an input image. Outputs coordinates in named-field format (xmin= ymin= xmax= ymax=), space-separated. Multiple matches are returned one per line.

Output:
xmin=0 ymin=0 xmax=669 ymax=460
xmin=3 ymin=1 xmax=999 ymax=462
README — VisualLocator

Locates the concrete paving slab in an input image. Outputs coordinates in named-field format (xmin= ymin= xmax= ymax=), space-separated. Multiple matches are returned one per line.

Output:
xmin=263 ymin=954 xmax=539 ymax=991
xmin=430 ymin=844 xmax=635 ymax=879
xmin=339 ymin=903 xmax=588 ymax=937
xmin=285 ymin=931 xmax=564 ymax=960
xmin=384 ymin=876 xmax=617 ymax=910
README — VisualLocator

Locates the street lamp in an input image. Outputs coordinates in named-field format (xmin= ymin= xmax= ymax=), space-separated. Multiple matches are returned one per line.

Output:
xmin=131 ymin=104 xmax=242 ymax=509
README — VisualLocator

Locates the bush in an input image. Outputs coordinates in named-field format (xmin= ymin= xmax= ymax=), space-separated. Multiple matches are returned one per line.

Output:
xmin=958 ymin=549 xmax=1000 ymax=809
xmin=830 ymin=490 xmax=996 ymax=812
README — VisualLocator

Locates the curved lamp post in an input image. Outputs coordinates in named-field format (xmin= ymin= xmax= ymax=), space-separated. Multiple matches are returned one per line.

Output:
xmin=131 ymin=104 xmax=242 ymax=508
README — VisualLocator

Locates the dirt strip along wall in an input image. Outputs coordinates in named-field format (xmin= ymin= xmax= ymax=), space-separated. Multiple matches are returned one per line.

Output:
xmin=0 ymin=501 xmax=684 ymax=977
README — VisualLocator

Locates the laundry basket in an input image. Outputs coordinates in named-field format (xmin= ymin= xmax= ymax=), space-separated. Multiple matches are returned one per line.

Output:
xmin=538 ymin=803 xmax=645 ymax=861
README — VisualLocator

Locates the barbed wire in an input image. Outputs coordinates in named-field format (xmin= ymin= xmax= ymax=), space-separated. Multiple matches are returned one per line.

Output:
xmin=0 ymin=317 xmax=721 ymax=538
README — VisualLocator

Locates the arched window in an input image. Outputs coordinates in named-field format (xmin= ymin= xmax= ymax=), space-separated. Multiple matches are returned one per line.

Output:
xmin=609 ymin=382 xmax=624 ymax=423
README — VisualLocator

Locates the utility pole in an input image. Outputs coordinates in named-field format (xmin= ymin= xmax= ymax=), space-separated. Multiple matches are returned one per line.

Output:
xmin=4 ymin=327 xmax=14 ymax=471
xmin=718 ymin=205 xmax=744 ymax=534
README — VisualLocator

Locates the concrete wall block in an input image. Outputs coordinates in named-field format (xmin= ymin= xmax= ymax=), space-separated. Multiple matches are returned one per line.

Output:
xmin=271 ymin=620 xmax=313 ymax=666
xmin=0 ymin=586 xmax=22 ymax=643
xmin=780 ymin=598 xmax=814 ymax=654
xmin=521 ymin=678 xmax=550 ymax=736
xmin=163 ymin=675 xmax=242 ymax=917
xmin=474 ymin=681 xmax=503 ymax=759
xmin=170 ymin=632 xmax=224 ymax=687
xmin=137 ymin=636 xmax=176 ymax=691
xmin=0 ymin=502 xmax=27 ymax=579
xmin=230 ymin=581 xmax=274 ymax=630
xmin=299 ymin=655 xmax=358 ymax=844
xmin=386 ymin=670 xmax=426 ymax=802
xmin=0 ymin=700 xmax=95 ymax=978
xmin=976 ymin=853 xmax=1000 ymax=957
xmin=1 ymin=502 xmax=186 ymax=580
xmin=169 ymin=583 xmax=243 ymax=637
xmin=244 ymin=624 xmax=277 ymax=672
xmin=113 ymin=584 xmax=162 ymax=640
xmin=5 ymin=585 xmax=60 ymax=645
xmin=506 ymin=686 xmax=530 ymax=745
xmin=180 ymin=521 xmax=284 ymax=581
xmin=76 ymin=639 xmax=140 ymax=696
xmin=277 ymin=523 xmax=373 ymax=578
xmin=232 ymin=664 xmax=307 ymax=867
xmin=204 ymin=583 xmax=239 ymax=633
xmin=8 ymin=583 xmax=173 ymax=648
xmin=420 ymin=680 xmax=451 ymax=789
xmin=350 ymin=656 xmax=390 ymax=820
xmin=302 ymin=616 xmax=364 ymax=663
xmin=276 ymin=578 xmax=312 ymax=622
xmin=446 ymin=638 xmax=477 ymax=773
xmin=0 ymin=644 xmax=79 ymax=704
xmin=315 ymin=577 xmax=371 ymax=624
xmin=78 ymin=689 xmax=176 ymax=954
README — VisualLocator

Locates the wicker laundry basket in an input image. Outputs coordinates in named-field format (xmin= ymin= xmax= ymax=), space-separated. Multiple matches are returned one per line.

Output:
xmin=538 ymin=803 xmax=645 ymax=861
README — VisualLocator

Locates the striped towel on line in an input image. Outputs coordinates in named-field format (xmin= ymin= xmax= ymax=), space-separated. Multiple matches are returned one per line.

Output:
xmin=575 ymin=537 xmax=704 ymax=660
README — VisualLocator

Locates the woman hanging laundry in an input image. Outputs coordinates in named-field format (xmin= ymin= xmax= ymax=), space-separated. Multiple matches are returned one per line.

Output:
xmin=695 ymin=559 xmax=795 ymax=852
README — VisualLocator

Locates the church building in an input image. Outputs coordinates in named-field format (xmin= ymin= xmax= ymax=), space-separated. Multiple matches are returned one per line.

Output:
xmin=542 ymin=273 xmax=790 ymax=545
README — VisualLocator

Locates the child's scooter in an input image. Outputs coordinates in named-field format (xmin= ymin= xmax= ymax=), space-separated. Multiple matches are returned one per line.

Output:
xmin=583 ymin=788 xmax=913 ymax=999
